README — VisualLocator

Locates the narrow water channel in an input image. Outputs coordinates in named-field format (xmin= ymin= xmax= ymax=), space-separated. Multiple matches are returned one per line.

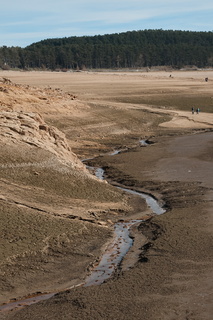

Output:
xmin=83 ymin=145 xmax=165 ymax=286
xmin=84 ymin=176 xmax=165 ymax=286
xmin=0 ymin=144 xmax=165 ymax=312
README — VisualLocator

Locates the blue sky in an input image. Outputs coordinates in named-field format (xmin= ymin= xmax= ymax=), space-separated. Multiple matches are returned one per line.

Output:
xmin=1 ymin=0 xmax=213 ymax=47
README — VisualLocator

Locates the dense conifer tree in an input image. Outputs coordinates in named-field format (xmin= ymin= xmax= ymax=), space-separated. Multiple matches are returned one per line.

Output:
xmin=1 ymin=30 xmax=213 ymax=70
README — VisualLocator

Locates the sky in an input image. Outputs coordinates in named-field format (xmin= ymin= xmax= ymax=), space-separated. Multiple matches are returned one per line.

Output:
xmin=0 ymin=0 xmax=213 ymax=47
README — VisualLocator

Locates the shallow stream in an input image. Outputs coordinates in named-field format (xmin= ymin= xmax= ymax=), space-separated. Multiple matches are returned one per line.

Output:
xmin=84 ymin=185 xmax=165 ymax=287
xmin=0 ymin=143 xmax=165 ymax=312
xmin=83 ymin=145 xmax=165 ymax=286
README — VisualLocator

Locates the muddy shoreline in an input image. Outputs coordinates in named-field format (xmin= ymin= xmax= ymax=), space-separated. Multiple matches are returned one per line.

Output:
xmin=1 ymin=70 xmax=213 ymax=320
xmin=0 ymin=149 xmax=165 ymax=313
xmin=2 ymin=130 xmax=213 ymax=320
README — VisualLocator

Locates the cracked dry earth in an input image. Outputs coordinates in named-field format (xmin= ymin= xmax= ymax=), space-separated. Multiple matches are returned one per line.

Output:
xmin=0 ymin=70 xmax=213 ymax=320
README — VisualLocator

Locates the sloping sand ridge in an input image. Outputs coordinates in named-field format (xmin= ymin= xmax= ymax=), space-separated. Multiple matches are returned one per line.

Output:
xmin=0 ymin=76 xmax=133 ymax=308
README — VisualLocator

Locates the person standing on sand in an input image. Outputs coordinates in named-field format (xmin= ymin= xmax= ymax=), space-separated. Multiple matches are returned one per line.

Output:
xmin=196 ymin=108 xmax=200 ymax=114
xmin=192 ymin=107 xmax=194 ymax=114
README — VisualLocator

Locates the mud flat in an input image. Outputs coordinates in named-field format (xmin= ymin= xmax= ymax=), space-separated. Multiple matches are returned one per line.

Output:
xmin=0 ymin=70 xmax=213 ymax=320
xmin=3 ymin=131 xmax=212 ymax=320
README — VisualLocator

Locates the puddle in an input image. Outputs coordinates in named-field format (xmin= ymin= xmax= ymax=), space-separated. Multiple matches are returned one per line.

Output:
xmin=94 ymin=167 xmax=105 ymax=180
xmin=139 ymin=139 xmax=148 ymax=146
xmin=109 ymin=150 xmax=122 ymax=155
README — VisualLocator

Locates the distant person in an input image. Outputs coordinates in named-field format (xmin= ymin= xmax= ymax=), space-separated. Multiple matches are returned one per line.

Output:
xmin=192 ymin=107 xmax=194 ymax=114
xmin=205 ymin=77 xmax=208 ymax=82
xmin=196 ymin=108 xmax=200 ymax=114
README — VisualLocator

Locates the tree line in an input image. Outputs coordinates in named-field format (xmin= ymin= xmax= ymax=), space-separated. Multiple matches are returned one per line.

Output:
xmin=1 ymin=29 xmax=213 ymax=70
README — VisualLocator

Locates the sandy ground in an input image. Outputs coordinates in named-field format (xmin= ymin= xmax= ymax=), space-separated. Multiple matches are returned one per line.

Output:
xmin=0 ymin=70 xmax=213 ymax=319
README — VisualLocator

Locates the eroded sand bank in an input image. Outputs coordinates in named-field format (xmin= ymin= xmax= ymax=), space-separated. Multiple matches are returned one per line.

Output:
xmin=0 ymin=70 xmax=213 ymax=320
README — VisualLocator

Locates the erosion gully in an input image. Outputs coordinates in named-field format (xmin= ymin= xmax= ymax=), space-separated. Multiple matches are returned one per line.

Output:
xmin=0 ymin=140 xmax=165 ymax=312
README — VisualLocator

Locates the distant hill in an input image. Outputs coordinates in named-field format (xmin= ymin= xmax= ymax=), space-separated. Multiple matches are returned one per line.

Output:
xmin=1 ymin=29 xmax=213 ymax=70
